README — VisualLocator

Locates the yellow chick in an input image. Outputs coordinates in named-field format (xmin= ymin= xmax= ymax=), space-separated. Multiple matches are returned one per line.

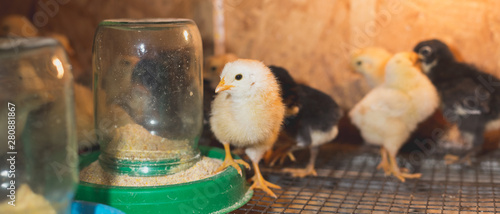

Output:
xmin=210 ymin=59 xmax=285 ymax=198
xmin=351 ymin=47 xmax=392 ymax=87
xmin=74 ymin=83 xmax=95 ymax=149
xmin=349 ymin=52 xmax=439 ymax=182
xmin=204 ymin=53 xmax=238 ymax=89
xmin=0 ymin=15 xmax=39 ymax=37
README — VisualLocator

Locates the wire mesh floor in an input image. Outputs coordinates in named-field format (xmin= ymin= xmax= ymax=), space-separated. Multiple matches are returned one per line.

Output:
xmin=233 ymin=144 xmax=500 ymax=213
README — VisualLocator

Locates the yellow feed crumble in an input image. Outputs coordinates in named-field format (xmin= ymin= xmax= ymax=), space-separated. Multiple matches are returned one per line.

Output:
xmin=103 ymin=123 xmax=192 ymax=161
xmin=80 ymin=156 xmax=222 ymax=186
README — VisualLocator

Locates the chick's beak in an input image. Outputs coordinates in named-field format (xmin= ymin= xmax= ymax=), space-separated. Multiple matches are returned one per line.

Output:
xmin=215 ymin=77 xmax=234 ymax=93
xmin=416 ymin=52 xmax=425 ymax=63
xmin=407 ymin=52 xmax=418 ymax=63
xmin=406 ymin=52 xmax=419 ymax=66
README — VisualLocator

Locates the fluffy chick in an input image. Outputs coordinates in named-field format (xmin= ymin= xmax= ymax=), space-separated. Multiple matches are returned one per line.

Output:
xmin=268 ymin=66 xmax=343 ymax=178
xmin=349 ymin=52 xmax=439 ymax=182
xmin=351 ymin=47 xmax=451 ymax=152
xmin=204 ymin=53 xmax=239 ymax=89
xmin=201 ymin=54 xmax=238 ymax=146
xmin=0 ymin=15 xmax=39 ymax=37
xmin=210 ymin=59 xmax=285 ymax=198
xmin=351 ymin=47 xmax=392 ymax=87
xmin=414 ymin=39 xmax=500 ymax=162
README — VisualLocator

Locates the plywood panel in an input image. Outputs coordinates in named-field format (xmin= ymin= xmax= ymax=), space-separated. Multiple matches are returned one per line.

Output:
xmin=225 ymin=0 xmax=500 ymax=109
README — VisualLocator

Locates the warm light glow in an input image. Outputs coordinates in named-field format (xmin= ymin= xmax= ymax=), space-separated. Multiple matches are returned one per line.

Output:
xmin=183 ymin=30 xmax=189 ymax=41
xmin=52 ymin=57 xmax=64 ymax=79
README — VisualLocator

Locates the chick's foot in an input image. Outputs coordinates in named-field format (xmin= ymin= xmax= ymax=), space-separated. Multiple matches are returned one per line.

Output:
xmin=444 ymin=154 xmax=460 ymax=165
xmin=264 ymin=144 xmax=295 ymax=167
xmin=444 ymin=154 xmax=472 ymax=166
xmin=250 ymin=162 xmax=281 ymax=198
xmin=215 ymin=143 xmax=250 ymax=176
xmin=270 ymin=151 xmax=296 ymax=167
xmin=282 ymin=166 xmax=317 ymax=178
xmin=388 ymin=152 xmax=421 ymax=182
xmin=282 ymin=147 xmax=319 ymax=178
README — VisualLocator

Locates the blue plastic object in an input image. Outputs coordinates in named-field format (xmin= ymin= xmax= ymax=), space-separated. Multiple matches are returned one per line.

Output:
xmin=72 ymin=201 xmax=125 ymax=214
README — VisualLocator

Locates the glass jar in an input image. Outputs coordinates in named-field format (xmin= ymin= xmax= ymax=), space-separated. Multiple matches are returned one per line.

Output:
xmin=93 ymin=19 xmax=203 ymax=176
xmin=0 ymin=37 xmax=77 ymax=213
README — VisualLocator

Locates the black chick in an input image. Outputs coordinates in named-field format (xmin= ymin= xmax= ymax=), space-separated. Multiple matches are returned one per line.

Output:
xmin=414 ymin=39 xmax=500 ymax=163
xmin=268 ymin=66 xmax=343 ymax=177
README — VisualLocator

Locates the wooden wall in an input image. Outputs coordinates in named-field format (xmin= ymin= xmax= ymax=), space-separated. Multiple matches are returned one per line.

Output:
xmin=2 ymin=0 xmax=500 ymax=109
xmin=224 ymin=0 xmax=500 ymax=108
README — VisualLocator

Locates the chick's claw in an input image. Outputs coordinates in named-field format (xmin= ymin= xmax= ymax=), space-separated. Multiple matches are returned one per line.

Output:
xmin=282 ymin=167 xmax=317 ymax=178
xmin=269 ymin=151 xmax=296 ymax=167
xmin=444 ymin=154 xmax=472 ymax=165
xmin=216 ymin=143 xmax=250 ymax=176
xmin=264 ymin=143 xmax=295 ymax=167
xmin=250 ymin=177 xmax=281 ymax=189
xmin=249 ymin=175 xmax=281 ymax=198
xmin=394 ymin=172 xmax=422 ymax=183
xmin=215 ymin=158 xmax=250 ymax=177
xmin=250 ymin=162 xmax=281 ymax=198
xmin=377 ymin=161 xmax=391 ymax=176
xmin=387 ymin=153 xmax=421 ymax=182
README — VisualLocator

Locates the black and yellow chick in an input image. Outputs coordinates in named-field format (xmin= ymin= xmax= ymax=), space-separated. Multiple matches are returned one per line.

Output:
xmin=414 ymin=39 xmax=500 ymax=163
xmin=268 ymin=66 xmax=343 ymax=178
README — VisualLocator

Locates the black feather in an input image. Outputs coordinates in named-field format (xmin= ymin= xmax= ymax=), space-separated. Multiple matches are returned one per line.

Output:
xmin=269 ymin=66 xmax=300 ymax=111
xmin=269 ymin=66 xmax=343 ymax=147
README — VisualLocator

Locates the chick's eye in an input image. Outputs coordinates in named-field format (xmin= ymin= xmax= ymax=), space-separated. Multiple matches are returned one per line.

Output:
xmin=210 ymin=66 xmax=217 ymax=72
xmin=235 ymin=74 xmax=243 ymax=80
xmin=356 ymin=61 xmax=362 ymax=66
xmin=419 ymin=46 xmax=432 ymax=57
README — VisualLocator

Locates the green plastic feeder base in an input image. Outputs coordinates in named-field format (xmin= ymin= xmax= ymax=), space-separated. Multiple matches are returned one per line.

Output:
xmin=76 ymin=146 xmax=252 ymax=214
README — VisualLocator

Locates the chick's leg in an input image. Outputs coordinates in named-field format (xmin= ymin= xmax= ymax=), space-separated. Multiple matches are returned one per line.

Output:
xmin=215 ymin=143 xmax=250 ymax=176
xmin=265 ymin=133 xmax=297 ymax=166
xmin=386 ymin=146 xmax=421 ymax=182
xmin=442 ymin=125 xmax=470 ymax=165
xmin=246 ymin=146 xmax=281 ymax=198
xmin=282 ymin=146 xmax=318 ymax=178
xmin=267 ymin=145 xmax=296 ymax=167
xmin=377 ymin=147 xmax=391 ymax=175
xmin=250 ymin=161 xmax=281 ymax=198
xmin=449 ymin=120 xmax=486 ymax=165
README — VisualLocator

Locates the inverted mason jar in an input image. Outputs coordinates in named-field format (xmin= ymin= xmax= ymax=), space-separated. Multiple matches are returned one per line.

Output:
xmin=0 ymin=37 xmax=77 ymax=213
xmin=94 ymin=19 xmax=203 ymax=176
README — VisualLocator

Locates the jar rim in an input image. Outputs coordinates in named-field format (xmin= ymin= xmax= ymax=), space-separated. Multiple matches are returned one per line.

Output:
xmin=100 ymin=18 xmax=195 ymax=26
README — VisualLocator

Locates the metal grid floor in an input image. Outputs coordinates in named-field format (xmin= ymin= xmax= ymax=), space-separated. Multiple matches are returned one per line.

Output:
xmin=234 ymin=144 xmax=500 ymax=213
